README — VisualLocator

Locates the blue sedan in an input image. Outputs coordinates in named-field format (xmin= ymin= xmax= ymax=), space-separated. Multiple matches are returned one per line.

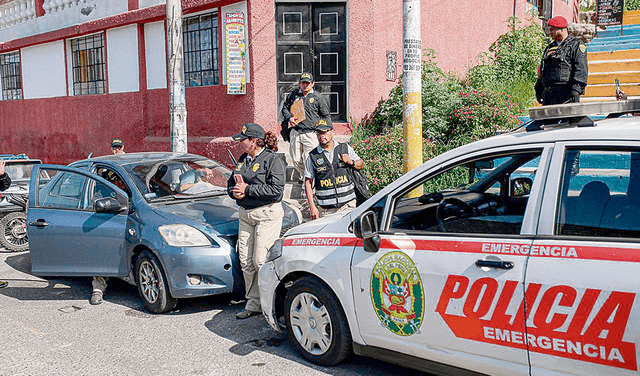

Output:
xmin=26 ymin=152 xmax=301 ymax=313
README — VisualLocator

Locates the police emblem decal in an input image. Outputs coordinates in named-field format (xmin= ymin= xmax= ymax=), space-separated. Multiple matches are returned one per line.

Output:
xmin=252 ymin=163 xmax=260 ymax=172
xmin=317 ymin=158 xmax=324 ymax=165
xmin=579 ymin=44 xmax=587 ymax=53
xmin=370 ymin=251 xmax=424 ymax=336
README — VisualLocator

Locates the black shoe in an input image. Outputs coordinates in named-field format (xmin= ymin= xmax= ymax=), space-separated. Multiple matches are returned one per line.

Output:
xmin=236 ymin=309 xmax=261 ymax=319
xmin=0 ymin=280 xmax=7 ymax=288
xmin=90 ymin=291 xmax=103 ymax=305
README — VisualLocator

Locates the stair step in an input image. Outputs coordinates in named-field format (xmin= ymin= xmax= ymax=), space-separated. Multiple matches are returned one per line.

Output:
xmin=589 ymin=59 xmax=640 ymax=73
xmin=588 ymin=42 xmax=640 ymax=52
xmin=596 ymin=25 xmax=640 ymax=38
xmin=589 ymin=49 xmax=640 ymax=61
xmin=589 ymin=34 xmax=640 ymax=45
xmin=587 ymin=71 xmax=640 ymax=85
xmin=584 ymin=83 xmax=640 ymax=97
xmin=623 ymin=10 xmax=640 ymax=25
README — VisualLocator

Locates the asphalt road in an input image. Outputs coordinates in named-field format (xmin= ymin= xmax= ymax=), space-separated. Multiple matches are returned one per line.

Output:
xmin=0 ymin=249 xmax=427 ymax=376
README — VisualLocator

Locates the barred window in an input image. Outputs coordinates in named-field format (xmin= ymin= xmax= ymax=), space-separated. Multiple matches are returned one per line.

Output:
xmin=0 ymin=51 xmax=22 ymax=100
xmin=183 ymin=12 xmax=219 ymax=87
xmin=70 ymin=33 xmax=106 ymax=95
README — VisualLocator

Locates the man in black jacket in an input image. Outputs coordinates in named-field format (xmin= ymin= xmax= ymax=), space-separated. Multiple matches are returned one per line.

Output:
xmin=0 ymin=160 xmax=11 ymax=288
xmin=535 ymin=16 xmax=588 ymax=105
xmin=282 ymin=72 xmax=331 ymax=180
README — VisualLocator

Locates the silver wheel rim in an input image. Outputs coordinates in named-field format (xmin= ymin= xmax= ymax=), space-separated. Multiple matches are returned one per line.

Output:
xmin=139 ymin=260 xmax=159 ymax=303
xmin=4 ymin=217 xmax=27 ymax=246
xmin=289 ymin=292 xmax=332 ymax=355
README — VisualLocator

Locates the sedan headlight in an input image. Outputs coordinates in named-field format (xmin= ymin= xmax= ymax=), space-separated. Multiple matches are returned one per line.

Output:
xmin=158 ymin=224 xmax=211 ymax=247
xmin=265 ymin=238 xmax=284 ymax=263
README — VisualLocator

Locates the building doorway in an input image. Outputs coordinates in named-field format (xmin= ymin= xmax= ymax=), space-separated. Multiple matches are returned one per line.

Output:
xmin=275 ymin=2 xmax=347 ymax=122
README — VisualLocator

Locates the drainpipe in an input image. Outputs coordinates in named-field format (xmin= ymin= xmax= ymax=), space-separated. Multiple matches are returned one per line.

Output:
xmin=403 ymin=0 xmax=423 ymax=197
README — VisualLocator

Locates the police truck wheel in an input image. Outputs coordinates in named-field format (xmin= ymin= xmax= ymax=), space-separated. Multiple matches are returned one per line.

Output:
xmin=284 ymin=277 xmax=352 ymax=366
xmin=0 ymin=212 xmax=29 ymax=252
xmin=135 ymin=250 xmax=177 ymax=313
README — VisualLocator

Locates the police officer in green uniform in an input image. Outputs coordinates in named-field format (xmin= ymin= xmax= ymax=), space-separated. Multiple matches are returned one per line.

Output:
xmin=0 ymin=160 xmax=10 ymax=288
xmin=535 ymin=16 xmax=588 ymax=105
xmin=228 ymin=123 xmax=285 ymax=319
xmin=304 ymin=119 xmax=364 ymax=220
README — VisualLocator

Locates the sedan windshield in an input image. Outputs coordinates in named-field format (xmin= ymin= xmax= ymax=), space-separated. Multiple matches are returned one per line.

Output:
xmin=123 ymin=157 xmax=231 ymax=201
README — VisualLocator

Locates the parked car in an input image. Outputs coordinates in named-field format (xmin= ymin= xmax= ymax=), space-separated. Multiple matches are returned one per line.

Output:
xmin=0 ymin=154 xmax=47 ymax=252
xmin=259 ymin=100 xmax=640 ymax=375
xmin=27 ymin=152 xmax=302 ymax=313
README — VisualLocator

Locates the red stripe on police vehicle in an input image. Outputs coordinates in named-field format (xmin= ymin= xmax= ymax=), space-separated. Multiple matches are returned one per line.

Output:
xmin=283 ymin=236 xmax=359 ymax=247
xmin=436 ymin=274 xmax=637 ymax=370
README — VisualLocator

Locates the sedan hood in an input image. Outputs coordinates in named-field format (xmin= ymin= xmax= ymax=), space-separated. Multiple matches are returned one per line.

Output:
xmin=152 ymin=195 xmax=239 ymax=235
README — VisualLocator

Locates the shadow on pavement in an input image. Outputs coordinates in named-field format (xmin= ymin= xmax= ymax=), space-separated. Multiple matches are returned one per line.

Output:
xmin=0 ymin=251 xmax=245 ymax=316
xmin=203 ymin=307 xmax=427 ymax=375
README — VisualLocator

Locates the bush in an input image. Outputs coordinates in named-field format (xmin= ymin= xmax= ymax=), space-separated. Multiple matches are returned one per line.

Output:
xmin=626 ymin=0 xmax=640 ymax=11
xmin=466 ymin=17 xmax=547 ymax=109
xmin=351 ymin=17 xmax=537 ymax=195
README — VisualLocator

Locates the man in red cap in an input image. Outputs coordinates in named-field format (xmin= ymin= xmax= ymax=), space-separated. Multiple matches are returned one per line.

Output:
xmin=535 ymin=15 xmax=588 ymax=105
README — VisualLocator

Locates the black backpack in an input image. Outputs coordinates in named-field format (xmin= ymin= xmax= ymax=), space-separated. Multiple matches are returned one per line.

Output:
xmin=337 ymin=143 xmax=371 ymax=206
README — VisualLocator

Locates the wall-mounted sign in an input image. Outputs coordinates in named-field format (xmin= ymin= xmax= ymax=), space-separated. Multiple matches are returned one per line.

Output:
xmin=225 ymin=12 xmax=247 ymax=95
xmin=596 ymin=0 xmax=624 ymax=26
xmin=386 ymin=51 xmax=397 ymax=81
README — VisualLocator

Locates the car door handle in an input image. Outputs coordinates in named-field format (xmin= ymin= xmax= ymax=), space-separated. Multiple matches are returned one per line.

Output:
xmin=475 ymin=260 xmax=514 ymax=270
xmin=28 ymin=220 xmax=49 ymax=228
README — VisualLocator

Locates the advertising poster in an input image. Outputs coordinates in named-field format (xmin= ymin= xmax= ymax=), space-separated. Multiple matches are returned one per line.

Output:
xmin=225 ymin=12 xmax=246 ymax=95
xmin=596 ymin=0 xmax=624 ymax=26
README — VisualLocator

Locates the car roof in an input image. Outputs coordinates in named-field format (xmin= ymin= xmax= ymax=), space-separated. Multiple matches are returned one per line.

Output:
xmin=77 ymin=152 xmax=208 ymax=166
xmin=0 ymin=153 xmax=41 ymax=163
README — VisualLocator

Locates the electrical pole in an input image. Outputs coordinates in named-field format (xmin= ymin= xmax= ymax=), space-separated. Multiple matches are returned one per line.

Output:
xmin=403 ymin=0 xmax=422 ymax=196
xmin=166 ymin=0 xmax=188 ymax=152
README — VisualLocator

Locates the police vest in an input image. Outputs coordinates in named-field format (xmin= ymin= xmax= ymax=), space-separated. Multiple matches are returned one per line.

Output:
xmin=541 ymin=37 xmax=580 ymax=86
xmin=309 ymin=144 xmax=356 ymax=208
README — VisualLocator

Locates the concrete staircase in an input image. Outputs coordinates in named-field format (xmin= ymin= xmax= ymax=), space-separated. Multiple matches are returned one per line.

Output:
xmin=583 ymin=10 xmax=640 ymax=101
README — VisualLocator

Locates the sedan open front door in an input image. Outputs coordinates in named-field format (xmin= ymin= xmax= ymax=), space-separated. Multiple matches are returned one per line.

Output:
xmin=27 ymin=165 xmax=129 ymax=277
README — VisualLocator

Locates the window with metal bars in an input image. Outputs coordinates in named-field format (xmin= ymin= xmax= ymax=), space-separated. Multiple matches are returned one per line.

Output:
xmin=0 ymin=51 xmax=22 ymax=100
xmin=183 ymin=12 xmax=219 ymax=87
xmin=70 ymin=33 xmax=106 ymax=95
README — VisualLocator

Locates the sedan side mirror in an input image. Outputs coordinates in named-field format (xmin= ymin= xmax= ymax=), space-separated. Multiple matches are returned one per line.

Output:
xmin=94 ymin=197 xmax=125 ymax=214
xmin=511 ymin=177 xmax=533 ymax=197
xmin=353 ymin=211 xmax=381 ymax=253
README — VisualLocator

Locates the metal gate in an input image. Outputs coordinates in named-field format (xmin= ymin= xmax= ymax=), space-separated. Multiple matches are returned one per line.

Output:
xmin=276 ymin=2 xmax=347 ymax=122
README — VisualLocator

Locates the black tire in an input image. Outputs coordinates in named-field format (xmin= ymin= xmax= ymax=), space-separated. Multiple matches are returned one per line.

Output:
xmin=135 ymin=250 xmax=178 ymax=313
xmin=284 ymin=277 xmax=352 ymax=366
xmin=0 ymin=212 xmax=29 ymax=252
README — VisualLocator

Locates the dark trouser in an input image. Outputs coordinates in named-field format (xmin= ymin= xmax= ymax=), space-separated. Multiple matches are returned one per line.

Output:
xmin=543 ymin=86 xmax=579 ymax=105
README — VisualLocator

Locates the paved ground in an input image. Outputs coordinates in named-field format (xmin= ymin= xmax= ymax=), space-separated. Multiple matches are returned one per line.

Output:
xmin=0 ymin=249 xmax=427 ymax=376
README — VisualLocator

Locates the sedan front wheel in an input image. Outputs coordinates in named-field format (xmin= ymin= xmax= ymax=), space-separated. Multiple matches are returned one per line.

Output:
xmin=135 ymin=250 xmax=177 ymax=313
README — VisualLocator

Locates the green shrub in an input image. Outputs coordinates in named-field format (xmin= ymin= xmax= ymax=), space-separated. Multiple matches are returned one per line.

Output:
xmin=351 ymin=17 xmax=537 ymax=195
xmin=466 ymin=17 xmax=547 ymax=110
xmin=625 ymin=0 xmax=640 ymax=11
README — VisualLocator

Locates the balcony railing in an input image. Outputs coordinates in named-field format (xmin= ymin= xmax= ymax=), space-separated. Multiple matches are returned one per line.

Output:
xmin=0 ymin=0 xmax=36 ymax=29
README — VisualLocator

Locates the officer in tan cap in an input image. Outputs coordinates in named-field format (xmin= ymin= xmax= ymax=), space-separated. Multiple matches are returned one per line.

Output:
xmin=535 ymin=16 xmax=588 ymax=105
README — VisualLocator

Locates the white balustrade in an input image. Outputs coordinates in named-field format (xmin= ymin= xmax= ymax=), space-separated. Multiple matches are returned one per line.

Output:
xmin=0 ymin=0 xmax=35 ymax=29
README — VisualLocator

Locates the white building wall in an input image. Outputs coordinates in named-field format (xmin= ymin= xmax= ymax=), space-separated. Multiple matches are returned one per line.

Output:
xmin=107 ymin=25 xmax=140 ymax=93
xmin=139 ymin=0 xmax=164 ymax=9
xmin=144 ymin=21 xmax=167 ymax=90
xmin=21 ymin=40 xmax=66 ymax=99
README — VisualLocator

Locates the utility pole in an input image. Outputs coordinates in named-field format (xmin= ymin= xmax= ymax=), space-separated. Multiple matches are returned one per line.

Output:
xmin=166 ymin=0 xmax=188 ymax=152
xmin=403 ymin=0 xmax=422 ymax=196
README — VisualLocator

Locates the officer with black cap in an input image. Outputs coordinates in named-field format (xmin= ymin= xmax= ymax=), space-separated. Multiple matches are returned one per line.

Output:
xmin=111 ymin=138 xmax=125 ymax=155
xmin=304 ymin=118 xmax=363 ymax=219
xmin=227 ymin=123 xmax=285 ymax=319
xmin=282 ymin=72 xmax=331 ymax=180
xmin=535 ymin=16 xmax=588 ymax=105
